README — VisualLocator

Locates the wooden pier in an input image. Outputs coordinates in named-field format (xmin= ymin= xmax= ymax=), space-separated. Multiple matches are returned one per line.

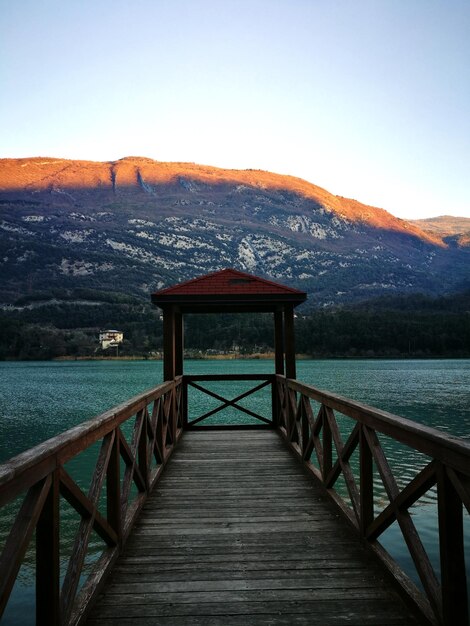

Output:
xmin=1 ymin=270 xmax=469 ymax=625
xmin=1 ymin=373 xmax=469 ymax=625
xmin=87 ymin=429 xmax=420 ymax=625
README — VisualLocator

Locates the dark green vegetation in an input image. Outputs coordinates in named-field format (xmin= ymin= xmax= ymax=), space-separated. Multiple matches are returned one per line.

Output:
xmin=1 ymin=289 xmax=468 ymax=359
xmin=0 ymin=289 xmax=162 ymax=360
xmin=178 ymin=292 xmax=470 ymax=357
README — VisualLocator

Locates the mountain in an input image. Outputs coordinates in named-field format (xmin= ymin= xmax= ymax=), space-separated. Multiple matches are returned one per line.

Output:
xmin=0 ymin=156 xmax=468 ymax=309
xmin=410 ymin=216 xmax=470 ymax=247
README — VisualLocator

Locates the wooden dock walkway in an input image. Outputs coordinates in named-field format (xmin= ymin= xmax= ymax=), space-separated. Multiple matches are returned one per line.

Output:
xmin=87 ymin=430 xmax=420 ymax=625
xmin=2 ymin=269 xmax=469 ymax=624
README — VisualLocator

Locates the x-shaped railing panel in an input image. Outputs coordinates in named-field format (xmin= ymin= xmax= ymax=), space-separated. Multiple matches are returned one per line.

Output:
xmin=184 ymin=374 xmax=274 ymax=428
xmin=0 ymin=377 xmax=183 ymax=626
xmin=275 ymin=374 xmax=470 ymax=626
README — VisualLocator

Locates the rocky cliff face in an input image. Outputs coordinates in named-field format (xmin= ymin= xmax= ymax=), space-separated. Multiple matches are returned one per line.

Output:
xmin=0 ymin=157 xmax=468 ymax=307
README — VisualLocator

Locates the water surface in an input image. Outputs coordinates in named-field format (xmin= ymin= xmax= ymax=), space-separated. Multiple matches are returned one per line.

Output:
xmin=0 ymin=359 xmax=468 ymax=624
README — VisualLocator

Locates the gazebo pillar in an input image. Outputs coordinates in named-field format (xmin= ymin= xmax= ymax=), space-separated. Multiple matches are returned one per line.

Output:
xmin=284 ymin=304 xmax=296 ymax=379
xmin=163 ymin=307 xmax=176 ymax=381
xmin=274 ymin=309 xmax=284 ymax=375
xmin=174 ymin=311 xmax=184 ymax=377
xmin=163 ymin=307 xmax=184 ymax=380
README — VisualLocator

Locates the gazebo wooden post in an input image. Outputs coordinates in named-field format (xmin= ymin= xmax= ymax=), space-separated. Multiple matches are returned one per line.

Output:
xmin=274 ymin=308 xmax=284 ymax=375
xmin=284 ymin=304 xmax=296 ymax=379
xmin=174 ymin=310 xmax=184 ymax=377
xmin=163 ymin=306 xmax=176 ymax=382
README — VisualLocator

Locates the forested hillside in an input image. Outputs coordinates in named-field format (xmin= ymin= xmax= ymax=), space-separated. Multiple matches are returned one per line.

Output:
xmin=1 ymin=290 xmax=468 ymax=360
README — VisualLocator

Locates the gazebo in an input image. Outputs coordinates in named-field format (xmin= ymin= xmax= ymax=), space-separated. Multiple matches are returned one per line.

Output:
xmin=151 ymin=268 xmax=307 ymax=381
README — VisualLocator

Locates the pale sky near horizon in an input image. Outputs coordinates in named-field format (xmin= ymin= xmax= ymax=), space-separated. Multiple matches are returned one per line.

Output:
xmin=1 ymin=0 xmax=469 ymax=220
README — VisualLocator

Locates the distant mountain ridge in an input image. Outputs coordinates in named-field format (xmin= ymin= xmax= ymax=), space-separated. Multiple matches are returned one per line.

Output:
xmin=410 ymin=216 xmax=470 ymax=247
xmin=0 ymin=156 xmax=468 ymax=307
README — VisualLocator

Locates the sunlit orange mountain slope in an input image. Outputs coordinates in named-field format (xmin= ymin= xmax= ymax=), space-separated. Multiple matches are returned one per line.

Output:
xmin=0 ymin=156 xmax=468 ymax=306
xmin=0 ymin=156 xmax=442 ymax=245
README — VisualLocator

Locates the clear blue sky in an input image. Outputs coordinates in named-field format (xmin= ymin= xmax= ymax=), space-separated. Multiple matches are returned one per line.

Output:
xmin=1 ymin=0 xmax=469 ymax=219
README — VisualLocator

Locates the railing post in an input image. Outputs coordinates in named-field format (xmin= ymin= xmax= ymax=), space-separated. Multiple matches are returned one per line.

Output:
xmin=287 ymin=387 xmax=297 ymax=442
xmin=107 ymin=431 xmax=122 ymax=546
xmin=171 ymin=385 xmax=177 ymax=445
xmin=182 ymin=377 xmax=189 ymax=430
xmin=301 ymin=396 xmax=310 ymax=459
xmin=359 ymin=426 xmax=374 ymax=537
xmin=271 ymin=376 xmax=279 ymax=427
xmin=36 ymin=470 xmax=60 ymax=626
xmin=276 ymin=376 xmax=287 ymax=431
xmin=138 ymin=410 xmax=150 ymax=493
xmin=437 ymin=464 xmax=468 ymax=626
xmin=322 ymin=406 xmax=332 ymax=481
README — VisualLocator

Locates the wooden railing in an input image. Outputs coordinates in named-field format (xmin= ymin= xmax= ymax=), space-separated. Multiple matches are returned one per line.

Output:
xmin=0 ymin=377 xmax=183 ymax=626
xmin=183 ymin=374 xmax=275 ymax=429
xmin=1 ymin=372 xmax=468 ymax=625
xmin=275 ymin=374 xmax=470 ymax=626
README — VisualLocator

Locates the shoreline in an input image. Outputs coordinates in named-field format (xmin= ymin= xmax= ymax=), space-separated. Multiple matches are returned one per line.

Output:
xmin=12 ymin=352 xmax=467 ymax=362
xmin=50 ymin=352 xmax=312 ymax=362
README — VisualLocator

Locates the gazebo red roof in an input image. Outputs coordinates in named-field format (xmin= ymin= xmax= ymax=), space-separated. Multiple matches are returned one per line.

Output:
xmin=151 ymin=268 xmax=306 ymax=311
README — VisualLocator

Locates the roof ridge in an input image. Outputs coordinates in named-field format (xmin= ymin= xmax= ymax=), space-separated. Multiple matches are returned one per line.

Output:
xmin=155 ymin=268 xmax=228 ymax=295
xmin=223 ymin=268 xmax=305 ymax=295
xmin=154 ymin=268 xmax=305 ymax=296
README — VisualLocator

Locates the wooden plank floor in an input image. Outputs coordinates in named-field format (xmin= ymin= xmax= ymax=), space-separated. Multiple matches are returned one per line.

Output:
xmin=88 ymin=430 xmax=421 ymax=625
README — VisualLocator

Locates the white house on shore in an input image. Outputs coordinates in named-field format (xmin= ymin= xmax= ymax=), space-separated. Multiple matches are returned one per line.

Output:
xmin=99 ymin=330 xmax=124 ymax=350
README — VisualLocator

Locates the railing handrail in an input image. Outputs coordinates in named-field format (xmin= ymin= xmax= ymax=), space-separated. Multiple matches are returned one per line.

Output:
xmin=0 ymin=375 xmax=184 ymax=625
xmin=275 ymin=374 xmax=469 ymax=625
xmin=184 ymin=373 xmax=274 ymax=381
xmin=280 ymin=375 xmax=470 ymax=476
xmin=0 ymin=377 xmax=181 ymax=502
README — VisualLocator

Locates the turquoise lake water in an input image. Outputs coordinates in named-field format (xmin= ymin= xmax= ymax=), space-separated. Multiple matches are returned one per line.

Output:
xmin=0 ymin=359 xmax=469 ymax=623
